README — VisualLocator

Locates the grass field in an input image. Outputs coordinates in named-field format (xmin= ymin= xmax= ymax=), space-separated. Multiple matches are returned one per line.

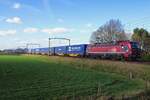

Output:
xmin=0 ymin=55 xmax=149 ymax=100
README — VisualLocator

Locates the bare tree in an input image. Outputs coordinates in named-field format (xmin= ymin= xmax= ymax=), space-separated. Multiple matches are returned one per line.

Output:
xmin=90 ymin=19 xmax=127 ymax=44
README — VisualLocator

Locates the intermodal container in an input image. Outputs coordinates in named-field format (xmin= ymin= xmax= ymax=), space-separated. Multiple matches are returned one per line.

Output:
xmin=66 ymin=44 xmax=87 ymax=56
xmin=54 ymin=46 xmax=67 ymax=55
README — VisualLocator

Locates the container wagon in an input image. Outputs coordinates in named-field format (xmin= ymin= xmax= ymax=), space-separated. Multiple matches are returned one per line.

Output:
xmin=54 ymin=46 xmax=67 ymax=56
xmin=30 ymin=48 xmax=40 ymax=54
xmin=66 ymin=44 xmax=87 ymax=57
xmin=39 ymin=48 xmax=49 ymax=55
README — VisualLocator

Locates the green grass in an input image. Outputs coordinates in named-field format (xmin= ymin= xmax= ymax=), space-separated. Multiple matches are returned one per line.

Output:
xmin=141 ymin=55 xmax=150 ymax=61
xmin=0 ymin=55 xmax=148 ymax=99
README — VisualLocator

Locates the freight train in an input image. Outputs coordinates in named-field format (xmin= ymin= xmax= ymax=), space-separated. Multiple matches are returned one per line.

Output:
xmin=30 ymin=40 xmax=141 ymax=60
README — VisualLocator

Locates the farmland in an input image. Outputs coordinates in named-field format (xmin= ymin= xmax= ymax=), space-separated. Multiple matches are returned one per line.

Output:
xmin=0 ymin=55 xmax=150 ymax=99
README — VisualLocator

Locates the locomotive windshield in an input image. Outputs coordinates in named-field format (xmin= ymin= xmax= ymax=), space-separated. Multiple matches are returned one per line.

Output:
xmin=130 ymin=42 xmax=140 ymax=49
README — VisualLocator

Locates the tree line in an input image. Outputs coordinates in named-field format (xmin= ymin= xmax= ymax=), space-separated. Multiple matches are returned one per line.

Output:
xmin=90 ymin=19 xmax=150 ymax=51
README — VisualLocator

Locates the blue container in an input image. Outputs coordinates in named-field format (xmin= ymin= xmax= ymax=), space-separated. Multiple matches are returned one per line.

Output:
xmin=28 ymin=49 xmax=35 ymax=54
xmin=49 ymin=47 xmax=55 ymax=55
xmin=66 ymin=44 xmax=87 ymax=56
xmin=54 ymin=46 xmax=67 ymax=55
xmin=39 ymin=48 xmax=49 ymax=54
xmin=30 ymin=48 xmax=40 ymax=54
xmin=39 ymin=47 xmax=55 ymax=55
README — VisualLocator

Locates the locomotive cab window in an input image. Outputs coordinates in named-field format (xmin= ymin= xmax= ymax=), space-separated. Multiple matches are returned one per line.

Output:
xmin=130 ymin=42 xmax=140 ymax=49
xmin=122 ymin=46 xmax=129 ymax=52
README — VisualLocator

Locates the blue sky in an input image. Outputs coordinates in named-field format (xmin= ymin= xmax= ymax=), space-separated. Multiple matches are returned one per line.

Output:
xmin=0 ymin=0 xmax=150 ymax=49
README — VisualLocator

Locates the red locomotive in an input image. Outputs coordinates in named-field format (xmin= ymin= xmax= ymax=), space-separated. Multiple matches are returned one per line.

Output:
xmin=87 ymin=40 xmax=141 ymax=60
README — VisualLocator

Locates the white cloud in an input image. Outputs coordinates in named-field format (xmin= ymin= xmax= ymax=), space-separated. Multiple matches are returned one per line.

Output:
xmin=79 ymin=28 xmax=97 ymax=33
xmin=23 ymin=28 xmax=39 ymax=33
xmin=79 ymin=30 xmax=89 ymax=33
xmin=0 ymin=30 xmax=17 ymax=36
xmin=6 ymin=17 xmax=22 ymax=24
xmin=21 ymin=27 xmax=73 ymax=34
xmin=86 ymin=23 xmax=93 ymax=28
xmin=41 ymin=27 xmax=73 ymax=34
xmin=57 ymin=18 xmax=64 ymax=23
xmin=13 ymin=3 xmax=21 ymax=9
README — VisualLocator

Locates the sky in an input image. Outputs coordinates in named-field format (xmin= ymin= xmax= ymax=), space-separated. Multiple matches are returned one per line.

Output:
xmin=0 ymin=0 xmax=150 ymax=49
